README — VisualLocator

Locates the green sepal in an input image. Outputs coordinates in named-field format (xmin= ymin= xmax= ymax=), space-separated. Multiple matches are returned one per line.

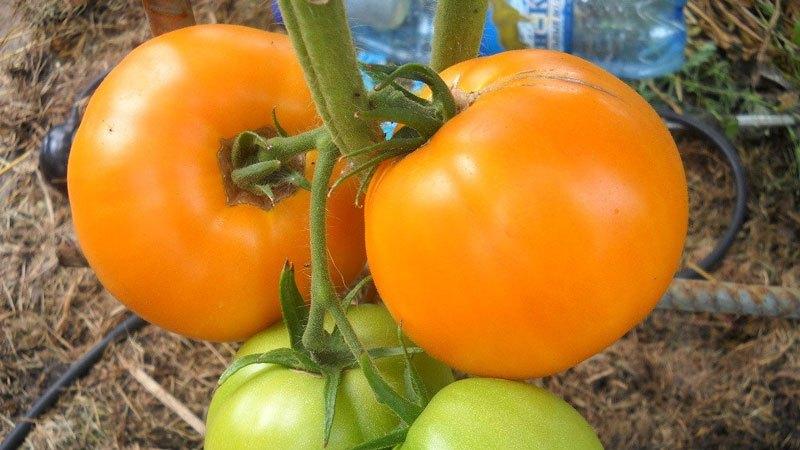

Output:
xmin=340 ymin=275 xmax=373 ymax=309
xmin=281 ymin=170 xmax=312 ymax=191
xmin=365 ymin=346 xmax=423 ymax=362
xmin=357 ymin=353 xmax=423 ymax=424
xmin=322 ymin=369 xmax=342 ymax=446
xmin=398 ymin=326 xmax=428 ymax=405
xmin=366 ymin=62 xmax=457 ymax=120
xmin=325 ymin=326 xmax=357 ymax=371
xmin=351 ymin=426 xmax=409 ymax=450
xmin=318 ymin=346 xmax=424 ymax=372
xmin=354 ymin=164 xmax=378 ymax=207
xmin=231 ymin=160 xmax=281 ymax=186
xmin=254 ymin=184 xmax=276 ymax=203
xmin=331 ymin=136 xmax=425 ymax=193
xmin=279 ymin=262 xmax=310 ymax=352
xmin=231 ymin=130 xmax=270 ymax=167
xmin=343 ymin=133 xmax=422 ymax=160
xmin=355 ymin=101 xmax=440 ymax=138
xmin=271 ymin=107 xmax=289 ymax=137
xmin=359 ymin=62 xmax=397 ymax=80
xmin=359 ymin=62 xmax=428 ymax=106
xmin=217 ymin=348 xmax=320 ymax=385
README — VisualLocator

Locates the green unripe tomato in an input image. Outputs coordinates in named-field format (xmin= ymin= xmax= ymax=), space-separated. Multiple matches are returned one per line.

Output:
xmin=204 ymin=304 xmax=454 ymax=449
xmin=399 ymin=378 xmax=603 ymax=449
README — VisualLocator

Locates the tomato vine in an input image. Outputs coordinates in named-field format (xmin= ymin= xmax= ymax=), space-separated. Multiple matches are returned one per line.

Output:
xmin=217 ymin=0 xmax=490 ymax=442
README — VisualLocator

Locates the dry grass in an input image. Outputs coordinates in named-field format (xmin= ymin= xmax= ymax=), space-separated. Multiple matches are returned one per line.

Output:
xmin=1 ymin=0 xmax=798 ymax=449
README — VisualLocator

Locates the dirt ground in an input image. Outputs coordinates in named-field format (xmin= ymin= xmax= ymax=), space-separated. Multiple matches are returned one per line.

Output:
xmin=1 ymin=0 xmax=798 ymax=449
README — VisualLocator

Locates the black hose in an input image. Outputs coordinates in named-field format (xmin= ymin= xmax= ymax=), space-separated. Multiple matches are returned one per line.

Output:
xmin=659 ymin=108 xmax=749 ymax=279
xmin=0 ymin=314 xmax=147 ymax=450
xmin=39 ymin=70 xmax=109 ymax=194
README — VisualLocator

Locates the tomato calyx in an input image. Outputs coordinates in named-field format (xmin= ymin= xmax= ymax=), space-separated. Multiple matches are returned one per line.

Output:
xmin=328 ymin=63 xmax=460 ymax=202
xmin=222 ymin=62 xmax=460 ymax=207
xmin=217 ymin=262 xmax=428 ymax=446
xmin=223 ymin=115 xmax=325 ymax=206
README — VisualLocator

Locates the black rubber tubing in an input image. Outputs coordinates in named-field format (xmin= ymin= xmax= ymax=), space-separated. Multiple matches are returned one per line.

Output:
xmin=0 ymin=314 xmax=147 ymax=450
xmin=659 ymin=108 xmax=749 ymax=279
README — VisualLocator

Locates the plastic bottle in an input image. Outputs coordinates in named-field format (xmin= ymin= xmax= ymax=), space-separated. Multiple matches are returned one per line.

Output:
xmin=280 ymin=0 xmax=687 ymax=80
xmin=481 ymin=0 xmax=687 ymax=79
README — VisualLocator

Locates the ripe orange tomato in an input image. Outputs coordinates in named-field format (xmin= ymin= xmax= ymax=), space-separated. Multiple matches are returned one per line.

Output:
xmin=365 ymin=50 xmax=688 ymax=379
xmin=68 ymin=25 xmax=366 ymax=342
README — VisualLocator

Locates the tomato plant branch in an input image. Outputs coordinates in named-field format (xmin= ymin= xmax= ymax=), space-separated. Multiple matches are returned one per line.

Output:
xmin=429 ymin=0 xmax=489 ymax=72
xmin=276 ymin=0 xmax=379 ymax=156
xmin=297 ymin=134 xmax=424 ymax=425
xmin=301 ymin=136 xmax=339 ymax=354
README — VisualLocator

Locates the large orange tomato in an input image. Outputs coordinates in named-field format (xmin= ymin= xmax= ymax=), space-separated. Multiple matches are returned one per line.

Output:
xmin=68 ymin=25 xmax=365 ymax=342
xmin=365 ymin=50 xmax=687 ymax=379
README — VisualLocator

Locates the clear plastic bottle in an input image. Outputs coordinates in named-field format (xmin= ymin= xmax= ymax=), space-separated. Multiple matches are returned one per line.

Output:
xmin=481 ymin=0 xmax=687 ymax=79
xmin=272 ymin=0 xmax=687 ymax=79
xmin=348 ymin=0 xmax=433 ymax=64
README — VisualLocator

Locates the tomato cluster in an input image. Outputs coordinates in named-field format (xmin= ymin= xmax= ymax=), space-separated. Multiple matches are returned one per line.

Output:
xmin=69 ymin=24 xmax=686 ymax=449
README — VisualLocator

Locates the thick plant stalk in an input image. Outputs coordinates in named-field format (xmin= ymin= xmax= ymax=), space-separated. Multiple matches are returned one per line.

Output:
xmin=429 ymin=0 xmax=489 ymax=72
xmin=277 ymin=0 xmax=379 ymax=155
xmin=141 ymin=0 xmax=196 ymax=37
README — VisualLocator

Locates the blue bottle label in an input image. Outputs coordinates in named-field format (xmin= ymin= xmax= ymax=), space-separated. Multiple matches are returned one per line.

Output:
xmin=481 ymin=0 xmax=574 ymax=55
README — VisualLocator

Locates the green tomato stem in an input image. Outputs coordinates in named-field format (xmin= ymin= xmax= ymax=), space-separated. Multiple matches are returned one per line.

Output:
xmin=261 ymin=126 xmax=325 ymax=161
xmin=429 ymin=0 xmax=490 ymax=72
xmin=299 ymin=137 xmax=423 ymax=424
xmin=275 ymin=0 xmax=430 ymax=428
xmin=301 ymin=136 xmax=339 ymax=353
xmin=277 ymin=0 xmax=380 ymax=156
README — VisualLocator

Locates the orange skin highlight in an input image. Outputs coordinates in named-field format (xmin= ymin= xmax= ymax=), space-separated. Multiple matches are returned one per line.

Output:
xmin=365 ymin=50 xmax=688 ymax=379
xmin=68 ymin=25 xmax=365 ymax=342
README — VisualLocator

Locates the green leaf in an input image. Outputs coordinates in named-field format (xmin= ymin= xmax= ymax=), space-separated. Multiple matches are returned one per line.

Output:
xmin=340 ymin=275 xmax=373 ymax=309
xmin=271 ymin=107 xmax=289 ymax=137
xmin=358 ymin=353 xmax=423 ymax=424
xmin=398 ymin=326 xmax=428 ymax=405
xmin=217 ymin=348 xmax=319 ymax=385
xmin=351 ymin=426 xmax=408 ymax=450
xmin=279 ymin=262 xmax=309 ymax=352
xmin=323 ymin=369 xmax=342 ymax=447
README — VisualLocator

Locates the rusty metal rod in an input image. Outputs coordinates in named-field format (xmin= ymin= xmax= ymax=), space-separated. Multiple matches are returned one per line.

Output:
xmin=142 ymin=0 xmax=196 ymax=37
xmin=658 ymin=278 xmax=800 ymax=319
